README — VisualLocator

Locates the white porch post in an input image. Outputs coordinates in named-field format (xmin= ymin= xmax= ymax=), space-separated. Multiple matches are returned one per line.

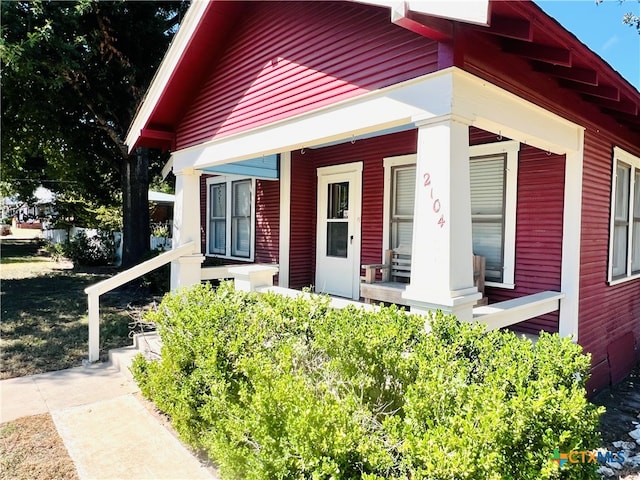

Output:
xmin=171 ymin=167 xmax=204 ymax=290
xmin=278 ymin=151 xmax=291 ymax=288
xmin=559 ymin=137 xmax=584 ymax=341
xmin=403 ymin=115 xmax=481 ymax=321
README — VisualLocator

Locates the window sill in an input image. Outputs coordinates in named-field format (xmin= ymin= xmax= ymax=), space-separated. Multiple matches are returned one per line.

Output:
xmin=485 ymin=281 xmax=516 ymax=290
xmin=608 ymin=273 xmax=640 ymax=286
xmin=205 ymin=254 xmax=255 ymax=263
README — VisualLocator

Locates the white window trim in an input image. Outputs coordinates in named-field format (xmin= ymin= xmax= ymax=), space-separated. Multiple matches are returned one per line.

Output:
xmin=205 ymin=175 xmax=256 ymax=262
xmin=382 ymin=140 xmax=519 ymax=289
xmin=608 ymin=146 xmax=640 ymax=285
xmin=469 ymin=141 xmax=519 ymax=289
xmin=382 ymin=154 xmax=417 ymax=255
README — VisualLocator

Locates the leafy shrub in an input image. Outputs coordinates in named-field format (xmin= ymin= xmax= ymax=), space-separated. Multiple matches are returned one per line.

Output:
xmin=151 ymin=223 xmax=170 ymax=238
xmin=65 ymin=230 xmax=117 ymax=266
xmin=132 ymin=282 xmax=603 ymax=480
xmin=43 ymin=240 xmax=66 ymax=260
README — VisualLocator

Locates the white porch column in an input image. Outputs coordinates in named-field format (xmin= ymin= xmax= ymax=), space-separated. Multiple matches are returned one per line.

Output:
xmin=278 ymin=151 xmax=291 ymax=288
xmin=171 ymin=167 xmax=204 ymax=290
xmin=559 ymin=138 xmax=584 ymax=341
xmin=403 ymin=115 xmax=481 ymax=321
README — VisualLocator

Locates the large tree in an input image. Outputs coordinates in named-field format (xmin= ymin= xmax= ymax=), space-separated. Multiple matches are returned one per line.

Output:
xmin=1 ymin=0 xmax=186 ymax=266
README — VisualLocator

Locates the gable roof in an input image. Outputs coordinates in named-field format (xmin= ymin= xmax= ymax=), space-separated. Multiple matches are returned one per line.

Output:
xmin=126 ymin=0 xmax=640 ymax=153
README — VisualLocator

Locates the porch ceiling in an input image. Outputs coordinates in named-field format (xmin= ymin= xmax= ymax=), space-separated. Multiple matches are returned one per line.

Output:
xmin=200 ymin=154 xmax=280 ymax=180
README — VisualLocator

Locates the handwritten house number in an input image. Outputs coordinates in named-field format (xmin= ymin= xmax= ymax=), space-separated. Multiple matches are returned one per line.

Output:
xmin=423 ymin=173 xmax=446 ymax=228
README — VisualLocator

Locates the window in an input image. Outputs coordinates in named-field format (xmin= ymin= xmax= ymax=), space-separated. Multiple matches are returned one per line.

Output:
xmin=383 ymin=141 xmax=519 ymax=288
xmin=470 ymin=154 xmax=507 ymax=283
xmin=207 ymin=176 xmax=255 ymax=260
xmin=390 ymin=165 xmax=416 ymax=250
xmin=608 ymin=147 xmax=640 ymax=283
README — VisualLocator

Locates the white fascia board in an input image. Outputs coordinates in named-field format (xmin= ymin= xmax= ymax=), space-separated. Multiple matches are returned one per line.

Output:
xmin=125 ymin=1 xmax=210 ymax=153
xmin=451 ymin=70 xmax=583 ymax=154
xmin=173 ymin=70 xmax=455 ymax=172
xmin=406 ymin=0 xmax=489 ymax=26
xmin=356 ymin=0 xmax=489 ymax=26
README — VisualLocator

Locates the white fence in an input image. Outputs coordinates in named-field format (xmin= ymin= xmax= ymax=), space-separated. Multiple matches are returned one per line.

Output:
xmin=42 ymin=228 xmax=170 ymax=265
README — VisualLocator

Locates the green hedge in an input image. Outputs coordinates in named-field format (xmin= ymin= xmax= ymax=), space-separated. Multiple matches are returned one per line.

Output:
xmin=132 ymin=282 xmax=602 ymax=479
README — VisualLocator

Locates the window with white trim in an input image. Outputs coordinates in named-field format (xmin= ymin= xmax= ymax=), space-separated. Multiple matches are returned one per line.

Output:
xmin=383 ymin=141 xmax=519 ymax=288
xmin=390 ymin=164 xmax=416 ymax=250
xmin=470 ymin=153 xmax=507 ymax=283
xmin=207 ymin=176 xmax=255 ymax=260
xmin=609 ymin=147 xmax=640 ymax=283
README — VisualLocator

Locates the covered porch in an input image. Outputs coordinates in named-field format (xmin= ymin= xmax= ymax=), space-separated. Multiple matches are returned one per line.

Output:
xmin=168 ymin=67 xmax=582 ymax=339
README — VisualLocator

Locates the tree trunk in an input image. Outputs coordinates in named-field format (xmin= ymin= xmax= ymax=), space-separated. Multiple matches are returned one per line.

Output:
xmin=121 ymin=148 xmax=150 ymax=268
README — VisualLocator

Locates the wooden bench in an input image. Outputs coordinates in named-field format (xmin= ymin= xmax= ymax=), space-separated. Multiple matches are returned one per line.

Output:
xmin=360 ymin=247 xmax=487 ymax=306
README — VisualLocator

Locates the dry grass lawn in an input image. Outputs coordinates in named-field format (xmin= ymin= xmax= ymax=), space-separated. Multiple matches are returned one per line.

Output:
xmin=1 ymin=239 xmax=160 ymax=379
xmin=0 ymin=239 xmax=164 ymax=480
xmin=0 ymin=414 xmax=78 ymax=480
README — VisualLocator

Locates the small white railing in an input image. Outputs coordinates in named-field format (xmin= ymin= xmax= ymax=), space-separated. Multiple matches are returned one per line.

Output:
xmin=84 ymin=242 xmax=195 ymax=362
xmin=85 ymin=254 xmax=564 ymax=363
xmin=472 ymin=291 xmax=564 ymax=331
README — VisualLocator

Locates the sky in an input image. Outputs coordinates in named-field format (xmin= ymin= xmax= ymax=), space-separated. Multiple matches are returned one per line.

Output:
xmin=535 ymin=0 xmax=640 ymax=90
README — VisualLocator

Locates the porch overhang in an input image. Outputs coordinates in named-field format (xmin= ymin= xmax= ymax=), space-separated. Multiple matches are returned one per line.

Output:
xmin=169 ymin=66 xmax=585 ymax=341
xmin=171 ymin=67 xmax=582 ymax=173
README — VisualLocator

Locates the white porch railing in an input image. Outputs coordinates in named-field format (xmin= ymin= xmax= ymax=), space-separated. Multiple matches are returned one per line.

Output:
xmin=473 ymin=291 xmax=565 ymax=331
xmin=84 ymin=242 xmax=195 ymax=362
xmin=85 ymin=255 xmax=565 ymax=364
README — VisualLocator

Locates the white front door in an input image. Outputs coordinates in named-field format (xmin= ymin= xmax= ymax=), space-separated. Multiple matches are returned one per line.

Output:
xmin=315 ymin=162 xmax=362 ymax=299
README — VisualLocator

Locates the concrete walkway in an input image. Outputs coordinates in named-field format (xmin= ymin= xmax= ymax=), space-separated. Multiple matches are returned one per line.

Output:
xmin=0 ymin=340 xmax=218 ymax=479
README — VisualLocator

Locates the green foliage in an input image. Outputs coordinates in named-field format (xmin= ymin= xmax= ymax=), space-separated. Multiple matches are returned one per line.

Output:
xmin=63 ymin=230 xmax=117 ymax=266
xmin=1 ymin=0 xmax=184 ymax=265
xmin=42 ymin=240 xmax=65 ymax=261
xmin=132 ymin=283 xmax=603 ymax=480
xmin=50 ymin=194 xmax=122 ymax=231
xmin=149 ymin=174 xmax=175 ymax=195
xmin=151 ymin=223 xmax=170 ymax=238
xmin=596 ymin=0 xmax=640 ymax=33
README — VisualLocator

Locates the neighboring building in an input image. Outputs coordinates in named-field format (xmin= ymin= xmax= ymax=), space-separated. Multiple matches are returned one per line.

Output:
xmin=126 ymin=0 xmax=640 ymax=393
xmin=2 ymin=186 xmax=56 ymax=229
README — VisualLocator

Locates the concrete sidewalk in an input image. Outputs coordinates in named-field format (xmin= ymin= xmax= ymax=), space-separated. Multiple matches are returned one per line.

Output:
xmin=0 ymin=341 xmax=218 ymax=479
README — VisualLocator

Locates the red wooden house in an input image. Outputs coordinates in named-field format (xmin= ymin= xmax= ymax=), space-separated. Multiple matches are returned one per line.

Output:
xmin=126 ymin=0 xmax=640 ymax=393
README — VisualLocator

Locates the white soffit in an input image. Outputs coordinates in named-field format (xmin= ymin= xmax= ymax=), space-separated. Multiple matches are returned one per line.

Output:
xmin=358 ymin=0 xmax=490 ymax=26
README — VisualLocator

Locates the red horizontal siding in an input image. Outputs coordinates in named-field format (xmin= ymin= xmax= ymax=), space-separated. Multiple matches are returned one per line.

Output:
xmin=485 ymin=144 xmax=566 ymax=335
xmin=254 ymin=179 xmax=279 ymax=265
xmin=288 ymin=150 xmax=316 ymax=288
xmin=578 ymin=130 xmax=640 ymax=389
xmin=288 ymin=130 xmax=417 ymax=290
xmin=176 ymin=1 xmax=437 ymax=149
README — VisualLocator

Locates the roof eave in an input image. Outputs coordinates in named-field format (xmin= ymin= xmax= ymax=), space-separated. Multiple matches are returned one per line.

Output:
xmin=125 ymin=0 xmax=211 ymax=154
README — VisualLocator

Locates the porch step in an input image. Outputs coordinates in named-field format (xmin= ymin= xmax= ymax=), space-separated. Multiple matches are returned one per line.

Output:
xmin=108 ymin=331 xmax=162 ymax=383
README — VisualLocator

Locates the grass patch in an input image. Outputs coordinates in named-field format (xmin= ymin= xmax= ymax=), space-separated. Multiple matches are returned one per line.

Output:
xmin=0 ymin=239 xmax=160 ymax=379
xmin=0 ymin=414 xmax=78 ymax=480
